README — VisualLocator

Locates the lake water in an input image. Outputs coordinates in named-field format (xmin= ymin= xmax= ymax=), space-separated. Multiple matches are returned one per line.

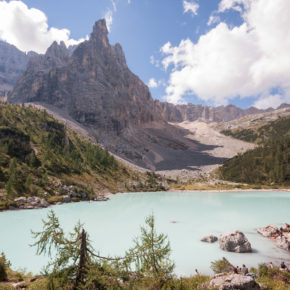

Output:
xmin=0 ymin=191 xmax=290 ymax=276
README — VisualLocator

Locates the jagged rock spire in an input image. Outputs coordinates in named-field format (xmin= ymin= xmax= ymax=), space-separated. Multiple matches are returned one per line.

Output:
xmin=90 ymin=19 xmax=109 ymax=47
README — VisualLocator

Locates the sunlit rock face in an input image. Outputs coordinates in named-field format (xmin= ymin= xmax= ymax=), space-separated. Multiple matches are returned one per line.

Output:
xmin=10 ymin=19 xmax=160 ymax=131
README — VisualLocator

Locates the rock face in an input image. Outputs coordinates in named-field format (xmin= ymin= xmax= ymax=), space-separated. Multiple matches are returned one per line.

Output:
xmin=156 ymin=102 xmax=276 ymax=123
xmin=0 ymin=41 xmax=31 ymax=96
xmin=201 ymin=235 xmax=218 ymax=243
xmin=9 ymin=19 xmax=229 ymax=171
xmin=219 ymin=231 xmax=252 ymax=253
xmin=209 ymin=274 xmax=260 ymax=290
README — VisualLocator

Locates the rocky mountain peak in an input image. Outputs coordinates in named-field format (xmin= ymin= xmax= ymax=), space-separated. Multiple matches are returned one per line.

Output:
xmin=45 ymin=41 xmax=69 ymax=62
xmin=90 ymin=19 xmax=109 ymax=47
xmin=0 ymin=40 xmax=31 ymax=95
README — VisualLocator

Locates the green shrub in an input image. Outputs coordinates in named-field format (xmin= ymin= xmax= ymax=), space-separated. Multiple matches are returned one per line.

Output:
xmin=47 ymin=196 xmax=63 ymax=204
xmin=0 ymin=253 xmax=10 ymax=281
xmin=210 ymin=257 xmax=233 ymax=274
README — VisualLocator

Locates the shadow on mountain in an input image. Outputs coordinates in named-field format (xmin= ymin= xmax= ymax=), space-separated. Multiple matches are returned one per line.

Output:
xmin=145 ymin=127 xmax=229 ymax=171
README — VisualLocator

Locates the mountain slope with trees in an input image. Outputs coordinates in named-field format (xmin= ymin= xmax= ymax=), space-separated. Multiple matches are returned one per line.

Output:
xmin=0 ymin=104 xmax=166 ymax=210
xmin=219 ymin=117 xmax=290 ymax=186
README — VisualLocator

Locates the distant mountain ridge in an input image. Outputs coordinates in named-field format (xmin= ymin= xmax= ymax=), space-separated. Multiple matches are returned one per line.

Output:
xmin=156 ymin=102 xmax=289 ymax=123
xmin=0 ymin=41 xmax=33 ymax=96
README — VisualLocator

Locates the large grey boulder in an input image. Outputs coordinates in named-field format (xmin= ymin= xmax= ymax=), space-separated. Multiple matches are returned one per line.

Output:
xmin=219 ymin=231 xmax=252 ymax=253
xmin=257 ymin=225 xmax=279 ymax=237
xmin=201 ymin=235 xmax=218 ymax=243
xmin=209 ymin=274 xmax=260 ymax=290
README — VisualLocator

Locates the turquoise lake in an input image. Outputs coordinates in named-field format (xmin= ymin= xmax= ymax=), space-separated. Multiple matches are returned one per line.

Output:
xmin=0 ymin=191 xmax=290 ymax=276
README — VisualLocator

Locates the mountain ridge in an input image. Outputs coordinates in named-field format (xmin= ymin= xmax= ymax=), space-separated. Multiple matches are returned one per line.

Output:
xmin=6 ymin=19 xmax=290 ymax=172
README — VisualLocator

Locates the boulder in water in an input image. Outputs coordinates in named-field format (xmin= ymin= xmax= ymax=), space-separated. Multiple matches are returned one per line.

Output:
xmin=219 ymin=231 xmax=252 ymax=253
xmin=201 ymin=235 xmax=218 ymax=243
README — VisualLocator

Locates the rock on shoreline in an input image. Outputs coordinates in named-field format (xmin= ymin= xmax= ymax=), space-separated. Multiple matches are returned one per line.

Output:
xmin=257 ymin=224 xmax=290 ymax=252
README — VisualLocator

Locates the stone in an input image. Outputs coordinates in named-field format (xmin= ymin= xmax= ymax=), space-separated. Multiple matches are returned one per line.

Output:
xmin=219 ymin=231 xmax=252 ymax=253
xmin=257 ymin=225 xmax=279 ymax=238
xmin=62 ymin=185 xmax=69 ymax=192
xmin=14 ymin=197 xmax=27 ymax=203
xmin=209 ymin=274 xmax=260 ymax=290
xmin=62 ymin=195 xmax=71 ymax=203
xmin=26 ymin=197 xmax=34 ymax=203
xmin=201 ymin=235 xmax=218 ymax=243
xmin=69 ymin=191 xmax=78 ymax=198
xmin=276 ymin=236 xmax=290 ymax=251
xmin=40 ymin=199 xmax=49 ymax=208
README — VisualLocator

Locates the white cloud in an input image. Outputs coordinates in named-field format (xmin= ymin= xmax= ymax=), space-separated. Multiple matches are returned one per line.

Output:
xmin=253 ymin=94 xmax=284 ymax=110
xmin=0 ymin=1 xmax=86 ymax=53
xmin=207 ymin=15 xmax=220 ymax=26
xmin=148 ymin=78 xmax=158 ymax=88
xmin=160 ymin=0 xmax=290 ymax=107
xmin=218 ymin=0 xmax=251 ymax=13
xmin=150 ymin=55 xmax=160 ymax=68
xmin=183 ymin=0 xmax=199 ymax=16
xmin=104 ymin=9 xmax=113 ymax=32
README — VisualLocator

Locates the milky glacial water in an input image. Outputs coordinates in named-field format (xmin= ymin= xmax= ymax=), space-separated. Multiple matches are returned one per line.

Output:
xmin=0 ymin=191 xmax=290 ymax=276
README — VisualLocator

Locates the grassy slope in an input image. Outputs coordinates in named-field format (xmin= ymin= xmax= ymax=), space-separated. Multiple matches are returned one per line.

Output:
xmin=0 ymin=104 xmax=165 ymax=209
xmin=219 ymin=117 xmax=290 ymax=186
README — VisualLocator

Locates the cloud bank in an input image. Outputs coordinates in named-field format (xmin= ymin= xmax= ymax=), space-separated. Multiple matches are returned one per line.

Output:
xmin=0 ymin=0 xmax=86 ymax=54
xmin=161 ymin=0 xmax=290 ymax=108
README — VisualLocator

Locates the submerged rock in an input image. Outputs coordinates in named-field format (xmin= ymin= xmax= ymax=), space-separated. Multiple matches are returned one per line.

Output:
xmin=201 ymin=235 xmax=218 ymax=243
xmin=209 ymin=273 xmax=260 ymax=290
xmin=219 ymin=231 xmax=252 ymax=253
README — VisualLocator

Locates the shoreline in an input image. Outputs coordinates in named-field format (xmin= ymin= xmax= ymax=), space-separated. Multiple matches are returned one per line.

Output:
xmin=1 ymin=188 xmax=290 ymax=213
xmin=109 ymin=188 xmax=290 ymax=197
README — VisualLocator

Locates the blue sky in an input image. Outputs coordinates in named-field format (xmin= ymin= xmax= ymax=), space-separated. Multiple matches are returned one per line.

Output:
xmin=0 ymin=0 xmax=289 ymax=109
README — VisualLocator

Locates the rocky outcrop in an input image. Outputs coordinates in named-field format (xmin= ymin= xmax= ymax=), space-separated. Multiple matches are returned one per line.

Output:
xmin=257 ymin=225 xmax=279 ymax=237
xmin=257 ymin=224 xmax=290 ymax=252
xmin=201 ymin=235 xmax=218 ymax=243
xmin=0 ymin=41 xmax=31 ymax=95
xmin=14 ymin=196 xmax=49 ymax=209
xmin=219 ymin=231 xmax=252 ymax=253
xmin=209 ymin=274 xmax=260 ymax=290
